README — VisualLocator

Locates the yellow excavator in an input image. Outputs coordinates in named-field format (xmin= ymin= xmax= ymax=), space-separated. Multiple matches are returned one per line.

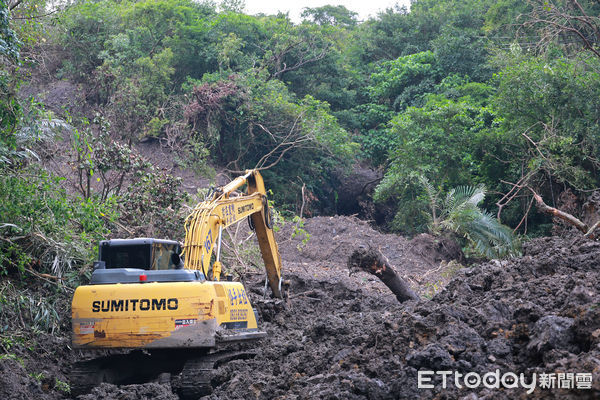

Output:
xmin=70 ymin=170 xmax=285 ymax=398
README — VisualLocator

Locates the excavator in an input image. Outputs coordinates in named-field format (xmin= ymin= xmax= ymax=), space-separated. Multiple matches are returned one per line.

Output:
xmin=70 ymin=169 xmax=285 ymax=398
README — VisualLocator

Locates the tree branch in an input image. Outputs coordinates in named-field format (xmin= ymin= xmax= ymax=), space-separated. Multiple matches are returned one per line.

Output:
xmin=9 ymin=0 xmax=23 ymax=11
xmin=348 ymin=246 xmax=419 ymax=303
xmin=584 ymin=219 xmax=600 ymax=239
xmin=529 ymin=187 xmax=589 ymax=233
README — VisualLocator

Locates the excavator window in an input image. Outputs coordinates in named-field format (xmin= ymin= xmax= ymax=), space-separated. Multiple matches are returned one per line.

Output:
xmin=101 ymin=244 xmax=152 ymax=269
xmin=151 ymin=243 xmax=180 ymax=270
xmin=98 ymin=240 xmax=182 ymax=271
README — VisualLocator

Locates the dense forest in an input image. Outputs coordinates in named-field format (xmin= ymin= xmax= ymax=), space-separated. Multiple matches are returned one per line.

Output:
xmin=2 ymin=0 xmax=600 ymax=352
xmin=2 ymin=0 xmax=600 ymax=398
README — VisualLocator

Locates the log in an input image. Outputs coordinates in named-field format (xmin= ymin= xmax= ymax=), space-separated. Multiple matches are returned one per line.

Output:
xmin=529 ymin=188 xmax=600 ymax=239
xmin=531 ymin=191 xmax=589 ymax=234
xmin=347 ymin=246 xmax=419 ymax=303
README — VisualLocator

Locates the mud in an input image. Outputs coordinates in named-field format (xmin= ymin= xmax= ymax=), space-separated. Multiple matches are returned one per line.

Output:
xmin=1 ymin=216 xmax=599 ymax=399
xmin=77 ymin=383 xmax=178 ymax=400
xmin=207 ymin=234 xmax=599 ymax=399
xmin=276 ymin=216 xmax=460 ymax=280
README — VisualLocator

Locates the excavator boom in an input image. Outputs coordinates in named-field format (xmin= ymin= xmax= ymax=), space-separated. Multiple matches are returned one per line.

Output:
xmin=182 ymin=169 xmax=283 ymax=297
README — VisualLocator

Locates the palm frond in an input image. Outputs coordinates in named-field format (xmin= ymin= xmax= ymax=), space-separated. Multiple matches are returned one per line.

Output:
xmin=418 ymin=175 xmax=439 ymax=209
xmin=444 ymin=184 xmax=485 ymax=212
xmin=441 ymin=184 xmax=519 ymax=258
xmin=458 ymin=210 xmax=520 ymax=258
xmin=417 ymin=175 xmax=442 ymax=231
xmin=416 ymin=179 xmax=519 ymax=259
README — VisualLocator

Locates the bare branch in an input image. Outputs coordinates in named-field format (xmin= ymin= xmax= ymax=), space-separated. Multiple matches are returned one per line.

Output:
xmin=9 ymin=0 xmax=23 ymax=11
xmin=524 ymin=0 xmax=600 ymax=59
xmin=529 ymin=187 xmax=589 ymax=233
xmin=584 ymin=219 xmax=600 ymax=239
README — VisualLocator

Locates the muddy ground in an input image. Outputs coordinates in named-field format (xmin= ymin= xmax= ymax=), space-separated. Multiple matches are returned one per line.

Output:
xmin=1 ymin=216 xmax=599 ymax=399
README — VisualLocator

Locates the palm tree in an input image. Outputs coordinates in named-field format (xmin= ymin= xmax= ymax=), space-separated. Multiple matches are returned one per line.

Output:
xmin=419 ymin=176 xmax=520 ymax=258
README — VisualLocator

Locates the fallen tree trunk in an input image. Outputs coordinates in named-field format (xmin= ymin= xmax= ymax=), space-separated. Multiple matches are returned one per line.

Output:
xmin=348 ymin=246 xmax=419 ymax=303
xmin=531 ymin=190 xmax=588 ymax=233
xmin=530 ymin=189 xmax=600 ymax=239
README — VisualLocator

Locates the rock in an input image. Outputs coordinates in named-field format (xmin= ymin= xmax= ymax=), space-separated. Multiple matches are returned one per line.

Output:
xmin=527 ymin=315 xmax=576 ymax=356
xmin=406 ymin=344 xmax=455 ymax=370
xmin=487 ymin=338 xmax=512 ymax=358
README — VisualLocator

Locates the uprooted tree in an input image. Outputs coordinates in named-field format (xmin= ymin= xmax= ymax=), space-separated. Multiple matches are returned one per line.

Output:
xmin=530 ymin=189 xmax=600 ymax=239
xmin=348 ymin=246 xmax=419 ymax=303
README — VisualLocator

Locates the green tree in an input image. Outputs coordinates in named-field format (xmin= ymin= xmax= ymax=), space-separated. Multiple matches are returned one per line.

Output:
xmin=185 ymin=71 xmax=358 ymax=212
xmin=57 ymin=0 xmax=119 ymax=80
xmin=1 ymin=0 xmax=21 ymax=148
xmin=0 ymin=0 xmax=20 ymax=60
xmin=97 ymin=45 xmax=175 ymax=140
xmin=374 ymin=81 xmax=497 ymax=233
xmin=0 ymin=166 xmax=117 ymax=278
xmin=301 ymin=5 xmax=358 ymax=27
xmin=491 ymin=53 xmax=600 ymax=228
xmin=353 ymin=51 xmax=444 ymax=165
xmin=420 ymin=177 xmax=520 ymax=258
xmin=368 ymin=51 xmax=442 ymax=111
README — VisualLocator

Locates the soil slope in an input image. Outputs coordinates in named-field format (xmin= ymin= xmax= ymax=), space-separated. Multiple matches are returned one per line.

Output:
xmin=1 ymin=216 xmax=599 ymax=399
xmin=203 ymin=233 xmax=600 ymax=400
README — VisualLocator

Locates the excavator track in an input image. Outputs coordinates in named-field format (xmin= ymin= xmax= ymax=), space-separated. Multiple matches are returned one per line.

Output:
xmin=70 ymin=359 xmax=112 ymax=397
xmin=177 ymin=349 xmax=258 ymax=399
xmin=70 ymin=350 xmax=188 ymax=396
xmin=70 ymin=349 xmax=257 ymax=398
xmin=178 ymin=357 xmax=215 ymax=399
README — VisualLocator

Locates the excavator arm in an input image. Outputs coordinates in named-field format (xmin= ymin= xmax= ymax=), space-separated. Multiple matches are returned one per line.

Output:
xmin=182 ymin=170 xmax=284 ymax=298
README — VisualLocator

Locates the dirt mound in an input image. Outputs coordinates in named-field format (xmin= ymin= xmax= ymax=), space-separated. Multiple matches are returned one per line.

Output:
xmin=0 ymin=334 xmax=74 ymax=400
xmin=277 ymin=216 xmax=459 ymax=279
xmin=0 ymin=358 xmax=48 ymax=400
xmin=3 ymin=217 xmax=599 ymax=400
xmin=77 ymin=383 xmax=178 ymax=400
xmin=207 ymin=235 xmax=599 ymax=399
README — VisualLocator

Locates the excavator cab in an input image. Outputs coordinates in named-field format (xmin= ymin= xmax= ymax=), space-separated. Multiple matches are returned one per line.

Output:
xmin=87 ymin=238 xmax=203 ymax=285
xmin=95 ymin=238 xmax=182 ymax=271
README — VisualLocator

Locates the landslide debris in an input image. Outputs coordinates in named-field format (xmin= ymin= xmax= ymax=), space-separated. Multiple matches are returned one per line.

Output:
xmin=347 ymin=246 xmax=419 ymax=302
xmin=3 ymin=216 xmax=599 ymax=400
xmin=208 ymin=233 xmax=599 ymax=399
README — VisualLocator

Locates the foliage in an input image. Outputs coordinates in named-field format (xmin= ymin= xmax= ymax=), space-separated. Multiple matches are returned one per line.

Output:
xmin=350 ymin=5 xmax=427 ymax=65
xmin=493 ymin=54 xmax=600 ymax=192
xmin=374 ymin=80 xmax=498 ymax=233
xmin=0 ymin=0 xmax=20 ymax=60
xmin=521 ymin=0 xmax=600 ymax=59
xmin=420 ymin=178 xmax=520 ymax=258
xmin=354 ymin=51 xmax=442 ymax=165
xmin=290 ymin=216 xmax=311 ymax=250
xmin=54 ymin=379 xmax=70 ymax=394
xmin=0 ymin=0 xmax=21 ymax=154
xmin=185 ymin=71 xmax=358 ymax=212
xmin=97 ymin=45 xmax=176 ymax=140
xmin=120 ymin=171 xmax=188 ymax=239
xmin=71 ymin=114 xmax=152 ymax=200
xmin=301 ymin=5 xmax=358 ymax=27
xmin=6 ymin=0 xmax=600 ymax=284
xmin=368 ymin=51 xmax=442 ymax=111
xmin=0 ymin=166 xmax=116 ymax=278
xmin=0 ymin=77 xmax=22 ymax=152
xmin=67 ymin=115 xmax=189 ymax=239
xmin=56 ymin=0 xmax=118 ymax=79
